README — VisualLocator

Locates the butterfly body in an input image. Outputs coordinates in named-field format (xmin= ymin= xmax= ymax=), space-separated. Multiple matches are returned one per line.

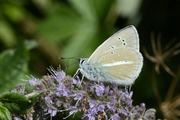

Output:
xmin=78 ymin=25 xmax=143 ymax=85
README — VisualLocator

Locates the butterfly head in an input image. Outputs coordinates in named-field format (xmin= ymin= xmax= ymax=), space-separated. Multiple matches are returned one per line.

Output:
xmin=79 ymin=58 xmax=88 ymax=68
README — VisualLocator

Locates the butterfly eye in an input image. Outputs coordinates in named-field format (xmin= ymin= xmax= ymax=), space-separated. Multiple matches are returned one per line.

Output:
xmin=79 ymin=59 xmax=85 ymax=65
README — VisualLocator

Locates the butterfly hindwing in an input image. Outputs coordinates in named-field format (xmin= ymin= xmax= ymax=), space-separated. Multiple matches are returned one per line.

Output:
xmin=93 ymin=48 xmax=143 ymax=85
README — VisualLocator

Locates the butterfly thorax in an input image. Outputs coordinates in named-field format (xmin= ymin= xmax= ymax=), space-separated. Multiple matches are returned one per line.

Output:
xmin=79 ymin=58 xmax=106 ymax=81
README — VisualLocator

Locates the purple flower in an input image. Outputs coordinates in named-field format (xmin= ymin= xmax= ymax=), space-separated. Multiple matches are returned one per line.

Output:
xmin=95 ymin=83 xmax=105 ymax=96
xmin=48 ymin=109 xmax=57 ymax=117
xmin=97 ymin=104 xmax=105 ymax=112
xmin=63 ymin=106 xmax=79 ymax=119
xmin=47 ymin=109 xmax=52 ymax=113
xmin=135 ymin=114 xmax=140 ymax=118
xmin=104 ymin=86 xmax=109 ymax=94
xmin=55 ymin=71 xmax=66 ymax=82
xmin=126 ymin=100 xmax=131 ymax=105
xmin=129 ymin=91 xmax=133 ymax=98
xmin=28 ymin=76 xmax=41 ymax=86
xmin=52 ymin=110 xmax=57 ymax=116
xmin=45 ymin=96 xmax=51 ymax=100
xmin=55 ymin=83 xmax=65 ymax=96
xmin=86 ymin=108 xmax=97 ymax=120
xmin=64 ymin=88 xmax=72 ymax=96
xmin=72 ymin=77 xmax=81 ymax=86
xmin=141 ymin=103 xmax=145 ymax=107
xmin=70 ymin=106 xmax=78 ymax=113
xmin=139 ymin=103 xmax=146 ymax=115
xmin=89 ymin=100 xmax=97 ymax=108
xmin=55 ymin=82 xmax=72 ymax=97
xmin=74 ymin=93 xmax=83 ymax=101
xmin=107 ymin=101 xmax=115 ymax=110
xmin=110 ymin=114 xmax=120 ymax=120
xmin=109 ymin=90 xmax=113 ymax=95
xmin=13 ymin=116 xmax=23 ymax=120
xmin=56 ymin=82 xmax=65 ymax=91
xmin=122 ymin=107 xmax=131 ymax=116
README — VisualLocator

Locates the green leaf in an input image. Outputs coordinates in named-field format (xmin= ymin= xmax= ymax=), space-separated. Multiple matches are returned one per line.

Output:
xmin=0 ymin=20 xmax=17 ymax=47
xmin=0 ymin=103 xmax=11 ymax=120
xmin=0 ymin=93 xmax=30 ymax=113
xmin=36 ymin=3 xmax=80 ymax=42
xmin=0 ymin=92 xmax=42 ymax=114
xmin=0 ymin=42 xmax=29 ymax=95
xmin=68 ymin=0 xmax=97 ymax=20
xmin=31 ymin=91 xmax=44 ymax=104
xmin=2 ymin=4 xmax=25 ymax=22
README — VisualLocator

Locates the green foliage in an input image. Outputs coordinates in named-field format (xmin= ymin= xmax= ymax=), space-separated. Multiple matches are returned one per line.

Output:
xmin=0 ymin=92 xmax=42 ymax=114
xmin=0 ymin=20 xmax=17 ymax=47
xmin=0 ymin=42 xmax=28 ymax=95
xmin=0 ymin=40 xmax=39 ymax=95
xmin=0 ymin=103 xmax=11 ymax=120
xmin=36 ymin=0 xmax=116 ymax=74
xmin=0 ymin=0 xmax=31 ymax=48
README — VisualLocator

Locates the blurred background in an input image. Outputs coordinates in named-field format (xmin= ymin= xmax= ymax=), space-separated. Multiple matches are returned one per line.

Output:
xmin=0 ymin=0 xmax=180 ymax=119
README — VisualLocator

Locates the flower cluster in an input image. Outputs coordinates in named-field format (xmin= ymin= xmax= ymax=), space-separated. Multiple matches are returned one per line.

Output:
xmin=14 ymin=67 xmax=156 ymax=120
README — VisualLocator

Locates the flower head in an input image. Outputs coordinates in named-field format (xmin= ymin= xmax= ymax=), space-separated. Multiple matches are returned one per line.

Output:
xmin=23 ymin=67 xmax=156 ymax=120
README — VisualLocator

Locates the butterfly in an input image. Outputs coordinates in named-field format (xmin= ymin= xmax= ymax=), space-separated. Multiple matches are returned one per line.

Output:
xmin=77 ymin=25 xmax=143 ymax=85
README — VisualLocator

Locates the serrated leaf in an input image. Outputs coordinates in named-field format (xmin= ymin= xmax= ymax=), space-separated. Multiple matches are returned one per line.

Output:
xmin=0 ymin=93 xmax=30 ymax=113
xmin=0 ymin=42 xmax=29 ymax=95
xmin=0 ymin=92 xmax=42 ymax=114
xmin=0 ymin=102 xmax=11 ymax=120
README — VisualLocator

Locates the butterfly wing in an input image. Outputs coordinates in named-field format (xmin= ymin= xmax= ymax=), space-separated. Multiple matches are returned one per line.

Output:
xmin=96 ymin=48 xmax=143 ymax=85
xmin=87 ymin=25 xmax=139 ymax=63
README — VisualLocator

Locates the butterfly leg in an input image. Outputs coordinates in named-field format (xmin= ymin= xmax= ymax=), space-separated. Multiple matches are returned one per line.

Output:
xmin=74 ymin=68 xmax=87 ymax=85
xmin=97 ymin=76 xmax=100 ymax=85
xmin=124 ymin=85 xmax=132 ymax=93
xmin=91 ymin=72 xmax=100 ymax=85
xmin=73 ymin=68 xmax=80 ymax=78
xmin=80 ymin=75 xmax=85 ymax=84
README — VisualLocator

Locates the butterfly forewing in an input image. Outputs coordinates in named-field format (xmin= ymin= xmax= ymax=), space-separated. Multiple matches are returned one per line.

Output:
xmin=87 ymin=25 xmax=139 ymax=63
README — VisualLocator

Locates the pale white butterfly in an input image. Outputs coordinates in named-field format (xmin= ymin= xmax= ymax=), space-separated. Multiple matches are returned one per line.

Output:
xmin=77 ymin=25 xmax=143 ymax=85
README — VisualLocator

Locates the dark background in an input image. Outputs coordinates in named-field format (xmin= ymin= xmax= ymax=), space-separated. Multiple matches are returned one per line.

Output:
xmin=0 ymin=0 xmax=180 ymax=119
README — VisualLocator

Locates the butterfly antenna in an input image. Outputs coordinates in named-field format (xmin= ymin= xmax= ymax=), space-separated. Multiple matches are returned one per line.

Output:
xmin=64 ymin=61 xmax=78 ymax=71
xmin=59 ymin=57 xmax=79 ymax=60
xmin=60 ymin=57 xmax=79 ymax=64
xmin=59 ymin=57 xmax=79 ymax=71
